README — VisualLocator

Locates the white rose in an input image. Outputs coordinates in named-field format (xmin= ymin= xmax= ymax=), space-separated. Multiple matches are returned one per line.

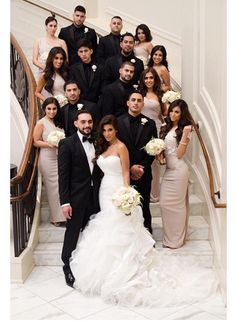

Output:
xmin=92 ymin=64 xmax=97 ymax=72
xmin=84 ymin=27 xmax=89 ymax=33
xmin=141 ymin=118 xmax=148 ymax=125
xmin=77 ymin=104 xmax=84 ymax=110
xmin=130 ymin=58 xmax=136 ymax=63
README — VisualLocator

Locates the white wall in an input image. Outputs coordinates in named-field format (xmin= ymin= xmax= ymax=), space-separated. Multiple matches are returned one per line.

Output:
xmin=181 ymin=0 xmax=226 ymax=297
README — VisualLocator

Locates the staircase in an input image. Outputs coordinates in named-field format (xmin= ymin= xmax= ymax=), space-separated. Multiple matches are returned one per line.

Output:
xmin=34 ymin=185 xmax=213 ymax=268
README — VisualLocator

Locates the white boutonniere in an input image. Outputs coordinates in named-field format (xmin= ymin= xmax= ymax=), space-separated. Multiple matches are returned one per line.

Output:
xmin=84 ymin=27 xmax=89 ymax=33
xmin=133 ymin=84 xmax=138 ymax=90
xmin=130 ymin=58 xmax=136 ymax=63
xmin=141 ymin=118 xmax=148 ymax=125
xmin=92 ymin=64 xmax=97 ymax=72
xmin=77 ymin=103 xmax=84 ymax=110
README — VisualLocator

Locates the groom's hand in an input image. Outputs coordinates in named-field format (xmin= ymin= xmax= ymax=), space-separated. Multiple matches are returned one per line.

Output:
xmin=62 ymin=205 xmax=72 ymax=219
xmin=130 ymin=165 xmax=144 ymax=180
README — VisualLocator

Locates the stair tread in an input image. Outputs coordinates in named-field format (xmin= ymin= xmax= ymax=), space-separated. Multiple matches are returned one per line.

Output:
xmin=34 ymin=240 xmax=212 ymax=255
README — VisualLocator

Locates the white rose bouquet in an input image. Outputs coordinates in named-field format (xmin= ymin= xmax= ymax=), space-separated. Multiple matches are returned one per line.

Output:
xmin=54 ymin=94 xmax=68 ymax=107
xmin=112 ymin=186 xmax=142 ymax=215
xmin=162 ymin=90 xmax=181 ymax=104
xmin=144 ymin=138 xmax=166 ymax=156
xmin=47 ymin=130 xmax=65 ymax=147
xmin=144 ymin=138 xmax=166 ymax=164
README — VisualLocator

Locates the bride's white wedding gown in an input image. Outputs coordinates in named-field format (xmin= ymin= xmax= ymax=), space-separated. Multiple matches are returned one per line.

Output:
xmin=70 ymin=155 xmax=218 ymax=307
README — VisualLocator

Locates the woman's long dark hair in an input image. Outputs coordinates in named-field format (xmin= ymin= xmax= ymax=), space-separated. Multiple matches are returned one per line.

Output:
xmin=44 ymin=47 xmax=69 ymax=94
xmin=139 ymin=67 xmax=163 ymax=99
xmin=41 ymin=97 xmax=62 ymax=127
xmin=135 ymin=24 xmax=153 ymax=42
xmin=148 ymin=45 xmax=169 ymax=71
xmin=94 ymin=115 xmax=119 ymax=162
xmin=159 ymin=99 xmax=193 ymax=144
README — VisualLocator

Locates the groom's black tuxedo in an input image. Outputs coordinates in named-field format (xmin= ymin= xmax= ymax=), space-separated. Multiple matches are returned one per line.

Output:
xmin=58 ymin=132 xmax=101 ymax=267
xmin=118 ymin=113 xmax=157 ymax=233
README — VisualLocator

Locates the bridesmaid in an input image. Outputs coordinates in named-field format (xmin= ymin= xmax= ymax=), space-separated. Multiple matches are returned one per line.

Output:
xmin=134 ymin=24 xmax=153 ymax=68
xmin=148 ymin=45 xmax=171 ymax=92
xmin=139 ymin=67 xmax=167 ymax=202
xmin=158 ymin=99 xmax=193 ymax=248
xmin=32 ymin=15 xmax=68 ymax=76
xmin=35 ymin=47 xmax=69 ymax=102
xmin=33 ymin=97 xmax=66 ymax=226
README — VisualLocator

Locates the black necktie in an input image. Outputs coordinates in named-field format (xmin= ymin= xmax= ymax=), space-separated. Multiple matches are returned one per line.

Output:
xmin=82 ymin=135 xmax=93 ymax=143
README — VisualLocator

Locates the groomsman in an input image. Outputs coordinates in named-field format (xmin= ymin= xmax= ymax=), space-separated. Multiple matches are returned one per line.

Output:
xmin=99 ymin=61 xmax=135 ymax=117
xmin=96 ymin=16 xmax=123 ymax=65
xmin=69 ymin=39 xmax=103 ymax=104
xmin=58 ymin=5 xmax=97 ymax=65
xmin=103 ymin=32 xmax=144 ymax=86
xmin=61 ymin=80 xmax=100 ymax=136
xmin=118 ymin=91 xmax=157 ymax=234
xmin=58 ymin=110 xmax=101 ymax=287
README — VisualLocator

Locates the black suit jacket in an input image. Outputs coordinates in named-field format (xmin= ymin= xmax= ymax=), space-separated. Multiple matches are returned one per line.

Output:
xmin=60 ymin=100 xmax=100 ymax=137
xmin=97 ymin=33 xmax=121 ymax=65
xmin=103 ymin=53 xmax=144 ymax=86
xmin=69 ymin=61 xmax=103 ymax=103
xmin=99 ymin=79 xmax=134 ymax=117
xmin=118 ymin=113 xmax=157 ymax=174
xmin=58 ymin=24 xmax=97 ymax=65
xmin=58 ymin=133 xmax=100 ymax=211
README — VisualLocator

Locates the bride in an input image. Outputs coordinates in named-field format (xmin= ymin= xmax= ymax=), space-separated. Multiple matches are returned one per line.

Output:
xmin=70 ymin=114 xmax=218 ymax=307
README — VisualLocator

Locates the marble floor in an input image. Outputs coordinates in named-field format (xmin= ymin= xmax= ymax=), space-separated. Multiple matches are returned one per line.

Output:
xmin=10 ymin=265 xmax=226 ymax=320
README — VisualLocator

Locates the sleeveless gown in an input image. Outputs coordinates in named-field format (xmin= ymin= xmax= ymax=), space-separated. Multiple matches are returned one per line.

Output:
xmin=38 ymin=117 xmax=65 ymax=223
xmin=70 ymin=155 xmax=218 ymax=307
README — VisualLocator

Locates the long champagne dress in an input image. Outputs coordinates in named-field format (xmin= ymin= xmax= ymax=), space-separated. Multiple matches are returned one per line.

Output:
xmin=69 ymin=155 xmax=218 ymax=307
xmin=37 ymin=117 xmax=65 ymax=223
xmin=142 ymin=96 xmax=163 ymax=202
xmin=160 ymin=126 xmax=190 ymax=248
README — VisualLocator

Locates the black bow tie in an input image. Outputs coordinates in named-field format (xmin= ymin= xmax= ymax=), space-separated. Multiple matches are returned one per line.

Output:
xmin=82 ymin=135 xmax=93 ymax=143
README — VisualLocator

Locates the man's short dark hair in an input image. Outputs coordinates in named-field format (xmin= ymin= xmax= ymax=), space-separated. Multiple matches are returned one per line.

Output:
xmin=120 ymin=32 xmax=135 ymax=42
xmin=74 ymin=5 xmax=86 ymax=14
xmin=77 ymin=38 xmax=93 ymax=50
xmin=74 ymin=109 xmax=92 ymax=121
xmin=64 ymin=80 xmax=80 ymax=91
xmin=128 ymin=90 xmax=144 ymax=100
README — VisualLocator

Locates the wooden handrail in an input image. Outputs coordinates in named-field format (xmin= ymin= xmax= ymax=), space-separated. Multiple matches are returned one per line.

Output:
xmin=191 ymin=119 xmax=226 ymax=208
xmin=10 ymin=33 xmax=38 ymax=186
xmin=10 ymin=149 xmax=39 ymax=202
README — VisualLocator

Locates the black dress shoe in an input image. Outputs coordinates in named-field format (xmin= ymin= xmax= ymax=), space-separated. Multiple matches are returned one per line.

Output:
xmin=63 ymin=265 xmax=75 ymax=288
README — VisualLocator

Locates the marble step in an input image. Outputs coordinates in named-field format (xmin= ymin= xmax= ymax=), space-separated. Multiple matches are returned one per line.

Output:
xmin=40 ymin=194 xmax=205 ymax=222
xmin=33 ymin=240 xmax=213 ymax=268
xmin=38 ymin=215 xmax=208 ymax=243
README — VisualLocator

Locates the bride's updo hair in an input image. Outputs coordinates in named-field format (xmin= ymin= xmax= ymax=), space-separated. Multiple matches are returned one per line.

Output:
xmin=94 ymin=115 xmax=119 ymax=162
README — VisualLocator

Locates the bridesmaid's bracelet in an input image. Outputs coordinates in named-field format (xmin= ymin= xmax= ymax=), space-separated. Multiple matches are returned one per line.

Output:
xmin=180 ymin=141 xmax=187 ymax=146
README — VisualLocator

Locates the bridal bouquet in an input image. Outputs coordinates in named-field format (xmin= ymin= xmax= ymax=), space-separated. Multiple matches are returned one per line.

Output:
xmin=112 ymin=186 xmax=141 ymax=215
xmin=162 ymin=90 xmax=181 ymax=104
xmin=47 ymin=130 xmax=65 ymax=147
xmin=54 ymin=94 xmax=68 ymax=107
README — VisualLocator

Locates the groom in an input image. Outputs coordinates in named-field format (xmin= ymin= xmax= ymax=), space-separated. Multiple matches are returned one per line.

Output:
xmin=118 ymin=90 xmax=157 ymax=234
xmin=58 ymin=110 xmax=101 ymax=287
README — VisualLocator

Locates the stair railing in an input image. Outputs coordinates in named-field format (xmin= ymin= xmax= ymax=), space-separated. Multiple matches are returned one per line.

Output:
xmin=10 ymin=33 xmax=39 ymax=257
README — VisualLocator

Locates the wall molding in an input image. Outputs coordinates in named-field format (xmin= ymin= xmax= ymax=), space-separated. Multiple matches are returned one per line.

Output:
xmin=105 ymin=7 xmax=182 ymax=45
